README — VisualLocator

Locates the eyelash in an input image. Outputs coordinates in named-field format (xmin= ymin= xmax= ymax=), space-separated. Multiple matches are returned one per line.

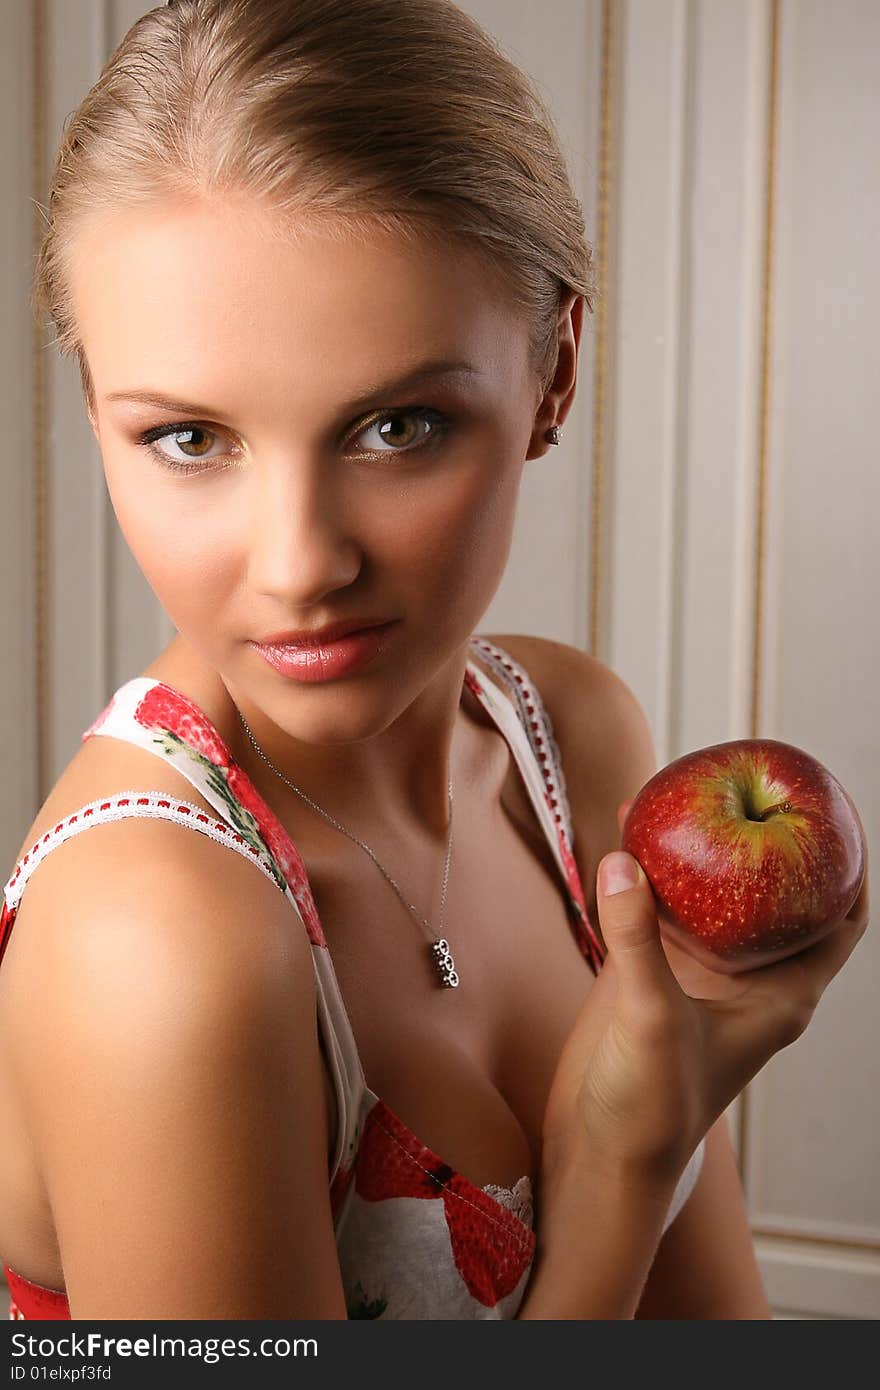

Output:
xmin=133 ymin=406 xmax=451 ymax=475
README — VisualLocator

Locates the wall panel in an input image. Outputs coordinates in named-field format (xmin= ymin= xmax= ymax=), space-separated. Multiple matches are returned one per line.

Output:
xmin=0 ymin=0 xmax=38 ymax=869
xmin=745 ymin=0 xmax=880 ymax=1264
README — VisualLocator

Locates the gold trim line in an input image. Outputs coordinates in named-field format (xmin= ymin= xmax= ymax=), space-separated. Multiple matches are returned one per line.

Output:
xmin=32 ymin=0 xmax=48 ymax=804
xmin=589 ymin=0 xmax=616 ymax=659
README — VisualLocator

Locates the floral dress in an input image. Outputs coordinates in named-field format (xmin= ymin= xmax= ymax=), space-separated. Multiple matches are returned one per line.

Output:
xmin=1 ymin=636 xmax=704 ymax=1320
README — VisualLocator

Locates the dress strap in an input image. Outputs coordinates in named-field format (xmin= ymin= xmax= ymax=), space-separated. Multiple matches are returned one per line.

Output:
xmin=3 ymin=791 xmax=280 ymax=914
xmin=469 ymin=637 xmax=575 ymax=846
xmin=81 ymin=676 xmax=326 ymax=939
xmin=466 ymin=638 xmax=605 ymax=974
xmin=0 ymin=792 xmax=283 ymax=973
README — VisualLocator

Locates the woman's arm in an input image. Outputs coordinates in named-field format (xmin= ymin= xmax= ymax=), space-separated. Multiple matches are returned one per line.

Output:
xmin=10 ymin=816 xmax=348 ymax=1319
xmin=634 ymin=1111 xmax=772 ymax=1318
xmin=516 ymin=1145 xmax=683 ymax=1319
xmin=488 ymin=633 xmax=772 ymax=1319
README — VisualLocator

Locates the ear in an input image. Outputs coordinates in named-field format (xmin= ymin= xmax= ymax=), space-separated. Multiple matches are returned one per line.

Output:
xmin=525 ymin=290 xmax=585 ymax=461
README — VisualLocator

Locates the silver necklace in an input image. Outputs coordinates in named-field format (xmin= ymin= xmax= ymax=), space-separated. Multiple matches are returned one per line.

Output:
xmin=235 ymin=709 xmax=460 ymax=988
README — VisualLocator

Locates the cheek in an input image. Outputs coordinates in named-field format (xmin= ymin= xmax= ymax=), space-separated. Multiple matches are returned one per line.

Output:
xmin=104 ymin=465 xmax=238 ymax=616
xmin=393 ymin=449 xmax=522 ymax=589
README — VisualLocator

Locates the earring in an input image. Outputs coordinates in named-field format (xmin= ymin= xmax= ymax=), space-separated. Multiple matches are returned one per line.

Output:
xmin=545 ymin=425 xmax=561 ymax=446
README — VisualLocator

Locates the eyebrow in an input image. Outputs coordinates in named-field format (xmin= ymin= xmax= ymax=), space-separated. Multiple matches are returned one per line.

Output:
xmin=104 ymin=359 xmax=483 ymax=417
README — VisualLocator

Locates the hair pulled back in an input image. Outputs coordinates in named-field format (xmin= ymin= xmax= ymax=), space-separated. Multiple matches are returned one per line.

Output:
xmin=34 ymin=0 xmax=597 ymax=416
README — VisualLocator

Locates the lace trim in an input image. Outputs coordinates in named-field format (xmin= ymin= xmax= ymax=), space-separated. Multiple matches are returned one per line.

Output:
xmin=480 ymin=1174 xmax=535 ymax=1228
xmin=4 ymin=792 xmax=280 ymax=910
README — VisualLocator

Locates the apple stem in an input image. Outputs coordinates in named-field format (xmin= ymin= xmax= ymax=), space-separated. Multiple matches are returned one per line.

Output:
xmin=755 ymin=800 xmax=793 ymax=822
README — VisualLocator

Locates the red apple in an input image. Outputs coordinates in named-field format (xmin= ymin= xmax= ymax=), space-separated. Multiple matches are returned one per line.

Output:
xmin=620 ymin=738 xmax=867 ymax=974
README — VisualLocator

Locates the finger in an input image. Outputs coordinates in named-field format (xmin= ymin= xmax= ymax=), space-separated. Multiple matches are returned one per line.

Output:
xmin=596 ymin=851 xmax=681 ymax=1003
xmin=616 ymin=799 xmax=634 ymax=839
xmin=749 ymin=908 xmax=869 ymax=1016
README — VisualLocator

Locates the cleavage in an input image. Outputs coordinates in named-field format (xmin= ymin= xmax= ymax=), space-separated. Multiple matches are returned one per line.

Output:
xmin=303 ymin=775 xmax=578 ymax=1191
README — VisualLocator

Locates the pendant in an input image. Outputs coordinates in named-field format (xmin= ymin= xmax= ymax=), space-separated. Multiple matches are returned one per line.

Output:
xmin=430 ymin=937 xmax=460 ymax=987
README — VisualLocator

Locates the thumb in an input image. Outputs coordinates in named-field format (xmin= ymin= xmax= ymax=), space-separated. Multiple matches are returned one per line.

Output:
xmin=596 ymin=851 xmax=677 ymax=999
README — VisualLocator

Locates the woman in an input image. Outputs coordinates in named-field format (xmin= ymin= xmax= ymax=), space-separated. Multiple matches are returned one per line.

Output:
xmin=0 ymin=0 xmax=868 ymax=1320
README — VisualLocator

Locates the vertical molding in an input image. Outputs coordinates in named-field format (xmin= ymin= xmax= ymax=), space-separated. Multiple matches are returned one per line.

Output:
xmin=606 ymin=0 xmax=691 ymax=766
xmin=663 ymin=0 xmax=698 ymax=763
xmin=749 ymin=0 xmax=780 ymax=742
xmin=32 ymin=0 xmax=49 ymax=805
xmin=739 ymin=0 xmax=781 ymax=1194
xmin=96 ymin=0 xmax=113 ymax=705
xmin=669 ymin=0 xmax=773 ymax=757
xmin=0 ymin=0 xmax=39 ymax=868
xmin=588 ymin=0 xmax=616 ymax=660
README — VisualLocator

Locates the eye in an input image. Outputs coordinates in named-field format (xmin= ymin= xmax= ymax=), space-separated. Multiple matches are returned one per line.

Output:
xmin=351 ymin=407 xmax=449 ymax=456
xmin=135 ymin=422 xmax=233 ymax=474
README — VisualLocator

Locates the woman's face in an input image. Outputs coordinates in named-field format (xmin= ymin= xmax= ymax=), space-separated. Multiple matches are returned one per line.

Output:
xmin=72 ymin=198 xmax=554 ymax=744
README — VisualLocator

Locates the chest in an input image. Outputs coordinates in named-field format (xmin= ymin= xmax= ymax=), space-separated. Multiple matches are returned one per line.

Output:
xmin=304 ymin=758 xmax=600 ymax=1194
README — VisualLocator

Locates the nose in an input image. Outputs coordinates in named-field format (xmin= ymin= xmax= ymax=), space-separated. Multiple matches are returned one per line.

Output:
xmin=248 ymin=455 xmax=362 ymax=606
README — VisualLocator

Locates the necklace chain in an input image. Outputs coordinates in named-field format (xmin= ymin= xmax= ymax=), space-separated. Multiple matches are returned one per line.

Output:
xmin=235 ymin=708 xmax=459 ymax=986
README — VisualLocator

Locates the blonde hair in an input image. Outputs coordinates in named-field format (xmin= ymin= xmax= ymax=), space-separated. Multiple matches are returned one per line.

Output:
xmin=33 ymin=0 xmax=597 ymax=418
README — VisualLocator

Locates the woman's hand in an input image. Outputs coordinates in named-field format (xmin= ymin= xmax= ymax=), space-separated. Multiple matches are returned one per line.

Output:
xmin=542 ymin=800 xmax=870 ymax=1188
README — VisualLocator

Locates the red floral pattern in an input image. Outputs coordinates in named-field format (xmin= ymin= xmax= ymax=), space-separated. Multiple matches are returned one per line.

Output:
xmin=0 ymin=898 xmax=15 ymax=971
xmin=463 ymin=668 xmax=485 ymax=699
xmin=131 ymin=683 xmax=326 ymax=945
xmin=134 ymin=685 xmax=230 ymax=766
xmin=225 ymin=766 xmax=325 ymax=946
xmin=441 ymin=1174 xmax=533 ymax=1305
xmin=4 ymin=1266 xmax=70 ymax=1320
xmin=352 ymin=1099 xmax=535 ymax=1308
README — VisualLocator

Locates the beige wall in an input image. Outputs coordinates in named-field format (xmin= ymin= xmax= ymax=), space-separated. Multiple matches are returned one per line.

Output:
xmin=1 ymin=0 xmax=877 ymax=1319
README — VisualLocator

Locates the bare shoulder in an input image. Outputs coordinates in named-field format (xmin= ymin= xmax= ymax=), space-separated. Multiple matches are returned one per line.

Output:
xmin=481 ymin=634 xmax=659 ymax=919
xmin=6 ymin=734 xmax=301 ymax=1012
xmin=3 ymin=779 xmax=344 ymax=1316
xmin=479 ymin=633 xmax=657 ymax=776
xmin=5 ymin=774 xmax=317 ymax=1098
xmin=479 ymin=633 xmax=628 ymax=712
xmin=3 ymin=723 xmax=318 ymax=1141
xmin=10 ymin=724 xmax=225 ymax=867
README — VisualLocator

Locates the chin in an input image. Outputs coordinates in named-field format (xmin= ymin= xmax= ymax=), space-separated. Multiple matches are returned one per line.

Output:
xmin=258 ymin=677 xmax=420 ymax=746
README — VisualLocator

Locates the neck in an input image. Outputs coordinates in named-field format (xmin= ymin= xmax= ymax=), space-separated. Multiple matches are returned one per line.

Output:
xmin=223 ymin=643 xmax=476 ymax=846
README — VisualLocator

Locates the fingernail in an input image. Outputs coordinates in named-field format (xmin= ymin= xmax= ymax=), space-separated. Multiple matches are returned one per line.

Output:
xmin=600 ymin=851 xmax=640 ymax=896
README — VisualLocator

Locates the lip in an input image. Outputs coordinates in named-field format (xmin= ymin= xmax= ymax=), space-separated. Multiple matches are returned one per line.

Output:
xmin=255 ymin=617 xmax=396 ymax=646
xmin=251 ymin=619 xmax=402 ymax=683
